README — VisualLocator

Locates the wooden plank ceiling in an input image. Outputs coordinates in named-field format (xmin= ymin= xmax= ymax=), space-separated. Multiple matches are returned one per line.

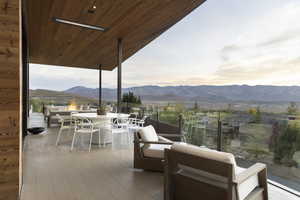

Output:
xmin=26 ymin=0 xmax=206 ymax=70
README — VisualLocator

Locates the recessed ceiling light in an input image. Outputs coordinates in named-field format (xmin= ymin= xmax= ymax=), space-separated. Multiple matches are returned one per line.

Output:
xmin=53 ymin=18 xmax=107 ymax=32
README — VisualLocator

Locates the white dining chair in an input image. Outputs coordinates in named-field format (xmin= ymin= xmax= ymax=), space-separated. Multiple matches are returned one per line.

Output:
xmin=93 ymin=117 xmax=112 ymax=147
xmin=128 ymin=114 xmax=138 ymax=127
xmin=136 ymin=116 xmax=148 ymax=127
xmin=111 ymin=117 xmax=131 ymax=148
xmin=56 ymin=114 xmax=72 ymax=146
xmin=71 ymin=116 xmax=100 ymax=152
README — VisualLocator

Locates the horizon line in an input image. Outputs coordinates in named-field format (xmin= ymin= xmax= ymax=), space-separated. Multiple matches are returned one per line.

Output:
xmin=30 ymin=84 xmax=300 ymax=92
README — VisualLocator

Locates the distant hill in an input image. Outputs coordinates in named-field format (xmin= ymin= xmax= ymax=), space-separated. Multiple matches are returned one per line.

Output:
xmin=30 ymin=89 xmax=98 ymax=105
xmin=64 ymin=85 xmax=300 ymax=103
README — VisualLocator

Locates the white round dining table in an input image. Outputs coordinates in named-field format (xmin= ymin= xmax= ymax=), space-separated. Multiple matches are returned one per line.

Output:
xmin=71 ymin=113 xmax=130 ymax=145
xmin=72 ymin=112 xmax=130 ymax=119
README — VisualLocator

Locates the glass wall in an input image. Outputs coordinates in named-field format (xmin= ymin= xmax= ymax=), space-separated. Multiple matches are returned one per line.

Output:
xmin=181 ymin=106 xmax=300 ymax=192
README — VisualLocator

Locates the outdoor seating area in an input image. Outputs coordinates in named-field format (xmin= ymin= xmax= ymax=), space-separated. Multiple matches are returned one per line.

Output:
xmin=51 ymin=110 xmax=145 ymax=152
xmin=2 ymin=0 xmax=300 ymax=199
xmin=20 ymin=113 xmax=300 ymax=200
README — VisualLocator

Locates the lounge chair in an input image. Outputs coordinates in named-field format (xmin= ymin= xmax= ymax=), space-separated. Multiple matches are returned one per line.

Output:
xmin=164 ymin=143 xmax=268 ymax=200
xmin=134 ymin=125 xmax=173 ymax=172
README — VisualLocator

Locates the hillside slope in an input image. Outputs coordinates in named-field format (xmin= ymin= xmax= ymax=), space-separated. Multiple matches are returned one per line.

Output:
xmin=64 ymin=85 xmax=300 ymax=102
xmin=30 ymin=89 xmax=98 ymax=105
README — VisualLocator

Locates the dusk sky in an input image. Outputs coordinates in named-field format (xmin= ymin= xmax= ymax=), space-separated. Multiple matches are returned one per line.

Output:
xmin=30 ymin=0 xmax=300 ymax=91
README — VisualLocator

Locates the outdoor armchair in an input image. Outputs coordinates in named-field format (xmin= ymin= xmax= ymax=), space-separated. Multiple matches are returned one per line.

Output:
xmin=164 ymin=143 xmax=268 ymax=200
xmin=134 ymin=125 xmax=173 ymax=171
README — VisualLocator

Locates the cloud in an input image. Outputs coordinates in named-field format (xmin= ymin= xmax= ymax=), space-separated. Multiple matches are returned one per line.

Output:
xmin=220 ymin=45 xmax=242 ymax=53
xmin=257 ymin=30 xmax=300 ymax=47
xmin=165 ymin=55 xmax=300 ymax=86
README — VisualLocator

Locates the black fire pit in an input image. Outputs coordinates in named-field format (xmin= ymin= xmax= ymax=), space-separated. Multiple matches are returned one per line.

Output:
xmin=27 ymin=127 xmax=45 ymax=135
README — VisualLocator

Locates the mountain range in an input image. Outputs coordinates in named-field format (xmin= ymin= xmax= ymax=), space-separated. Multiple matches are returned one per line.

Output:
xmin=30 ymin=89 xmax=98 ymax=104
xmin=64 ymin=85 xmax=300 ymax=103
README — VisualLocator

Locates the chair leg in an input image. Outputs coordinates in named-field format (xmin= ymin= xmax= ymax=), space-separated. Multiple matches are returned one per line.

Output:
xmin=68 ymin=125 xmax=72 ymax=134
xmin=98 ymin=129 xmax=101 ymax=148
xmin=89 ymin=132 xmax=93 ymax=152
xmin=71 ymin=131 xmax=77 ymax=151
xmin=127 ymin=129 xmax=130 ymax=144
xmin=56 ymin=128 xmax=62 ymax=146
xmin=112 ymin=131 xmax=115 ymax=149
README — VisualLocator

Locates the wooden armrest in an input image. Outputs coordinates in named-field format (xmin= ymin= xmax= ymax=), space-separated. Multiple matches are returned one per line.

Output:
xmin=134 ymin=140 xmax=173 ymax=145
xmin=158 ymin=133 xmax=184 ymax=138
xmin=158 ymin=136 xmax=173 ymax=143
xmin=234 ymin=163 xmax=266 ymax=185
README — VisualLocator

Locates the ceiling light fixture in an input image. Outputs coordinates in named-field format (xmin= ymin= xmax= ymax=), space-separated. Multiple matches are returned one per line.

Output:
xmin=53 ymin=18 xmax=107 ymax=32
xmin=88 ymin=1 xmax=97 ymax=14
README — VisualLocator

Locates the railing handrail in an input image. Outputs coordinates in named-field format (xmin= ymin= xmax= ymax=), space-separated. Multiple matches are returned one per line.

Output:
xmin=268 ymin=180 xmax=300 ymax=197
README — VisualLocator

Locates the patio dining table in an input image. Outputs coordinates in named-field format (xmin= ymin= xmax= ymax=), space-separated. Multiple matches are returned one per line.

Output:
xmin=72 ymin=112 xmax=131 ymax=145
xmin=72 ymin=112 xmax=130 ymax=120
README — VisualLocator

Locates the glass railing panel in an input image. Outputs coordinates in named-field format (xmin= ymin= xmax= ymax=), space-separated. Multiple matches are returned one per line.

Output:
xmin=183 ymin=111 xmax=219 ymax=150
xmin=158 ymin=110 xmax=180 ymax=126
xmin=221 ymin=111 xmax=300 ymax=192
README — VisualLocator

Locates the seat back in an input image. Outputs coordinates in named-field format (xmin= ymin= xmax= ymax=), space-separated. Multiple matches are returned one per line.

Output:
xmin=56 ymin=114 xmax=66 ymax=128
xmin=138 ymin=125 xmax=159 ymax=142
xmin=74 ymin=116 xmax=93 ymax=131
xmin=165 ymin=143 xmax=235 ymax=200
xmin=56 ymin=114 xmax=64 ymax=123
xmin=141 ymin=116 xmax=148 ymax=121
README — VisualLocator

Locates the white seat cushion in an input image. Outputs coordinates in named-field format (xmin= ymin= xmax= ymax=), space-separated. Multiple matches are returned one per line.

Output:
xmin=139 ymin=125 xmax=158 ymax=142
xmin=143 ymin=144 xmax=171 ymax=158
xmin=236 ymin=167 xmax=259 ymax=200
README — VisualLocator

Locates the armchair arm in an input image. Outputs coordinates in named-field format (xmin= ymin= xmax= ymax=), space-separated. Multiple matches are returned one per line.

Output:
xmin=234 ymin=163 xmax=266 ymax=185
xmin=134 ymin=140 xmax=173 ymax=145
xmin=158 ymin=133 xmax=184 ymax=138
xmin=158 ymin=136 xmax=173 ymax=143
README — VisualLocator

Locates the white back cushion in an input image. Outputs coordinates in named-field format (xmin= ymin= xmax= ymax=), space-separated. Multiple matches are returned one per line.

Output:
xmin=139 ymin=125 xmax=159 ymax=142
xmin=171 ymin=143 xmax=237 ymax=170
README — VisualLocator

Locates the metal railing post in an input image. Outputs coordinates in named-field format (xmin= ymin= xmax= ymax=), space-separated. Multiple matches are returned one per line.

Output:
xmin=179 ymin=114 xmax=186 ymax=142
xmin=156 ymin=110 xmax=159 ymax=130
xmin=217 ymin=120 xmax=222 ymax=151
xmin=178 ymin=114 xmax=183 ymax=135
xmin=142 ymin=108 xmax=145 ymax=117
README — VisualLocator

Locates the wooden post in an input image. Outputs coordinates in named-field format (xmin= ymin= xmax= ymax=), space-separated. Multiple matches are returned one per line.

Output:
xmin=98 ymin=64 xmax=102 ymax=106
xmin=22 ymin=19 xmax=29 ymax=138
xmin=117 ymin=38 xmax=122 ymax=113
xmin=0 ymin=0 xmax=21 ymax=198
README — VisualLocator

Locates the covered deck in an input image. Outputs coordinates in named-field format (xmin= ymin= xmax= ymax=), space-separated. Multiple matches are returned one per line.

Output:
xmin=20 ymin=114 xmax=299 ymax=200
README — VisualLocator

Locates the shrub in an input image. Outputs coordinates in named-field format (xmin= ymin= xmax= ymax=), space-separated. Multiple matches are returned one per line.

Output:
xmin=274 ymin=124 xmax=300 ymax=167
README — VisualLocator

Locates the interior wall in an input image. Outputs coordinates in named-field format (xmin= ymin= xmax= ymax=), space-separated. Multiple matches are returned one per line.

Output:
xmin=0 ymin=0 xmax=21 ymax=199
